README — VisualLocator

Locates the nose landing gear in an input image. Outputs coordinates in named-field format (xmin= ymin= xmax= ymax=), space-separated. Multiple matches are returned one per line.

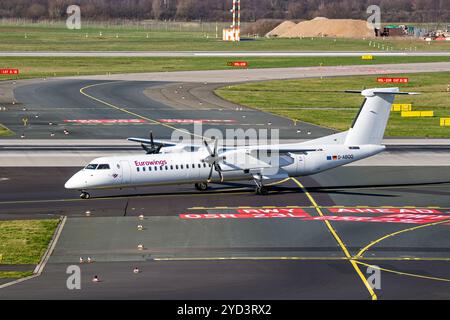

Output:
xmin=195 ymin=182 xmax=208 ymax=191
xmin=80 ymin=191 xmax=90 ymax=199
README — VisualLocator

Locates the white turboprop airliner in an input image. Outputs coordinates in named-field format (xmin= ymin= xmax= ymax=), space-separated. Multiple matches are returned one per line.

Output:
xmin=65 ymin=88 xmax=417 ymax=199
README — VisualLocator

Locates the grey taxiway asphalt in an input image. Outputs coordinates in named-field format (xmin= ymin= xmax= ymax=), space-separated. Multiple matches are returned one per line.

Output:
xmin=0 ymin=165 xmax=449 ymax=299
xmin=1 ymin=67 xmax=450 ymax=299
xmin=3 ymin=79 xmax=333 ymax=140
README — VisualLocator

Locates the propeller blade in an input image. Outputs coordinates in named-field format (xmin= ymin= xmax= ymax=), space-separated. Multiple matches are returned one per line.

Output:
xmin=213 ymin=139 xmax=218 ymax=157
xmin=141 ymin=143 xmax=150 ymax=153
xmin=207 ymin=164 xmax=214 ymax=182
xmin=203 ymin=140 xmax=213 ymax=156
xmin=216 ymin=164 xmax=224 ymax=182
xmin=150 ymin=131 xmax=154 ymax=146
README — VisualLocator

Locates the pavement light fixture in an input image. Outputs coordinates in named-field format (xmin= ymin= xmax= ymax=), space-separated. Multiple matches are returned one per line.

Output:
xmin=268 ymin=122 xmax=272 ymax=125
xmin=92 ymin=275 xmax=100 ymax=282
xmin=137 ymin=225 xmax=143 ymax=231
xmin=133 ymin=267 xmax=140 ymax=274
xmin=307 ymin=131 xmax=311 ymax=135
xmin=87 ymin=257 xmax=92 ymax=263
xmin=138 ymin=214 xmax=144 ymax=220
xmin=50 ymin=133 xmax=55 ymax=137
xmin=20 ymin=134 xmax=25 ymax=139
xmin=137 ymin=244 xmax=144 ymax=250
xmin=79 ymin=257 xmax=84 ymax=263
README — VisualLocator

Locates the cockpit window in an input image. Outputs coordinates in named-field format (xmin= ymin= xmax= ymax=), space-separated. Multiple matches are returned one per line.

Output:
xmin=97 ymin=164 xmax=110 ymax=170
xmin=85 ymin=164 xmax=98 ymax=170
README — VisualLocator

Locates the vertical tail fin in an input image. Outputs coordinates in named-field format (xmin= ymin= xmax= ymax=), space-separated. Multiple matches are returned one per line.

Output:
xmin=344 ymin=88 xmax=419 ymax=145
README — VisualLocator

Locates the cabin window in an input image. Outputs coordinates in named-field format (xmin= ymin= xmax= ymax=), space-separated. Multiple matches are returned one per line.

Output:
xmin=176 ymin=165 xmax=179 ymax=170
xmin=170 ymin=165 xmax=173 ymax=170
xmin=198 ymin=163 xmax=201 ymax=168
xmin=181 ymin=165 xmax=184 ymax=169
xmin=160 ymin=166 xmax=163 ymax=170
xmin=137 ymin=167 xmax=140 ymax=172
xmin=149 ymin=167 xmax=152 ymax=171
xmin=165 ymin=165 xmax=168 ymax=170
xmin=85 ymin=164 xmax=98 ymax=170
xmin=154 ymin=166 xmax=158 ymax=171
xmin=203 ymin=163 xmax=206 ymax=168
xmin=186 ymin=164 xmax=190 ymax=169
xmin=142 ymin=167 xmax=146 ymax=172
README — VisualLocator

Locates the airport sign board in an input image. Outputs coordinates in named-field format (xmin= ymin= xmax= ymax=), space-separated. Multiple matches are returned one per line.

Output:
xmin=0 ymin=69 xmax=19 ymax=75
xmin=227 ymin=61 xmax=248 ymax=67
xmin=377 ymin=77 xmax=409 ymax=83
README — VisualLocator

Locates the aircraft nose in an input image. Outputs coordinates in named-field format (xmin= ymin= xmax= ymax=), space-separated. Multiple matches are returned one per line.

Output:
xmin=64 ymin=172 xmax=86 ymax=189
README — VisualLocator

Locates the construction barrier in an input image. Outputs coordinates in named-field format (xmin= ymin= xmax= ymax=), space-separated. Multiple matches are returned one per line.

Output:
xmin=391 ymin=103 xmax=412 ymax=111
xmin=401 ymin=111 xmax=434 ymax=117
xmin=440 ymin=118 xmax=450 ymax=126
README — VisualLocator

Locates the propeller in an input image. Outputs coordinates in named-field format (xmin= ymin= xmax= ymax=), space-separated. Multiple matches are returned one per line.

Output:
xmin=141 ymin=131 xmax=163 ymax=154
xmin=203 ymin=139 xmax=224 ymax=183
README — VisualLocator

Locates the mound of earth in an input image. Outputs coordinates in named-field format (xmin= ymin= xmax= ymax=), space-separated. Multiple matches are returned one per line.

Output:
xmin=241 ymin=19 xmax=283 ymax=37
xmin=265 ymin=20 xmax=296 ymax=37
xmin=279 ymin=18 xmax=375 ymax=38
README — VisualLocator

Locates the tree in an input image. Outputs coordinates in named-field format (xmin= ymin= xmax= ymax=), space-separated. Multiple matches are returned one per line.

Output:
xmin=26 ymin=3 xmax=46 ymax=20
xmin=287 ymin=1 xmax=307 ymax=19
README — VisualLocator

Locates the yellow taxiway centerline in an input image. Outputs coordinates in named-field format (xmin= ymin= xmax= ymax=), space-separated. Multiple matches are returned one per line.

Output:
xmin=354 ymin=261 xmax=450 ymax=283
xmin=291 ymin=177 xmax=378 ymax=300
xmin=79 ymin=81 xmax=205 ymax=140
xmin=355 ymin=218 xmax=450 ymax=259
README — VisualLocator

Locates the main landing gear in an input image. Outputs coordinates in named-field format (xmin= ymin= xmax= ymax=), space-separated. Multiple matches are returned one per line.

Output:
xmin=253 ymin=174 xmax=268 ymax=195
xmin=255 ymin=186 xmax=268 ymax=195
xmin=195 ymin=182 xmax=208 ymax=191
xmin=80 ymin=191 xmax=90 ymax=199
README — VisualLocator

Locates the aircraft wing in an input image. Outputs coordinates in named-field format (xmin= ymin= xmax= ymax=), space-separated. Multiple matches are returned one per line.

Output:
xmin=243 ymin=145 xmax=322 ymax=153
xmin=127 ymin=137 xmax=178 ymax=147
xmin=222 ymin=152 xmax=272 ymax=171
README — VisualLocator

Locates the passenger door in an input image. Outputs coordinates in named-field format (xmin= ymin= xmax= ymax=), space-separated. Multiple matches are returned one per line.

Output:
xmin=296 ymin=154 xmax=305 ymax=175
xmin=120 ymin=160 xmax=131 ymax=185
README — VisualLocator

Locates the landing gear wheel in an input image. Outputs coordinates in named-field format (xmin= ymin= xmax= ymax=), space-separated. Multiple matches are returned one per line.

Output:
xmin=255 ymin=186 xmax=268 ymax=195
xmin=80 ymin=192 xmax=90 ymax=199
xmin=195 ymin=182 xmax=208 ymax=191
